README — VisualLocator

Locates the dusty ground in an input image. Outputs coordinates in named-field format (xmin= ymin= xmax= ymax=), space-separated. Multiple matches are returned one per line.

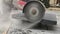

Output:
xmin=0 ymin=9 xmax=60 ymax=34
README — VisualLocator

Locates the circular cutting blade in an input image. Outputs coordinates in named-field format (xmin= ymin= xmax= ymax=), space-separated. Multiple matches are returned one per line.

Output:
xmin=23 ymin=1 xmax=45 ymax=23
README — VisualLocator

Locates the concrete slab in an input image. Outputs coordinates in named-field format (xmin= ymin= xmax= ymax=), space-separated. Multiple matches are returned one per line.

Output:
xmin=0 ymin=10 xmax=60 ymax=34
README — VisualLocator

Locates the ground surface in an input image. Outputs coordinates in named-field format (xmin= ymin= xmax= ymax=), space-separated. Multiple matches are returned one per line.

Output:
xmin=0 ymin=9 xmax=60 ymax=34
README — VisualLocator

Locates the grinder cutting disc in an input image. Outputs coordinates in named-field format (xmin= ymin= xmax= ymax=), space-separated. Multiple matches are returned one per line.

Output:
xmin=23 ymin=1 xmax=45 ymax=23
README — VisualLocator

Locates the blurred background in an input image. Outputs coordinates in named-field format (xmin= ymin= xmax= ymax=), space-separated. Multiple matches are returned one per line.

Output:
xmin=13 ymin=0 xmax=60 ymax=11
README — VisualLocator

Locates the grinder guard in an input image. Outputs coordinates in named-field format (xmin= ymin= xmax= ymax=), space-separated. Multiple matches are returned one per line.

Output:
xmin=23 ymin=1 xmax=46 ymax=23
